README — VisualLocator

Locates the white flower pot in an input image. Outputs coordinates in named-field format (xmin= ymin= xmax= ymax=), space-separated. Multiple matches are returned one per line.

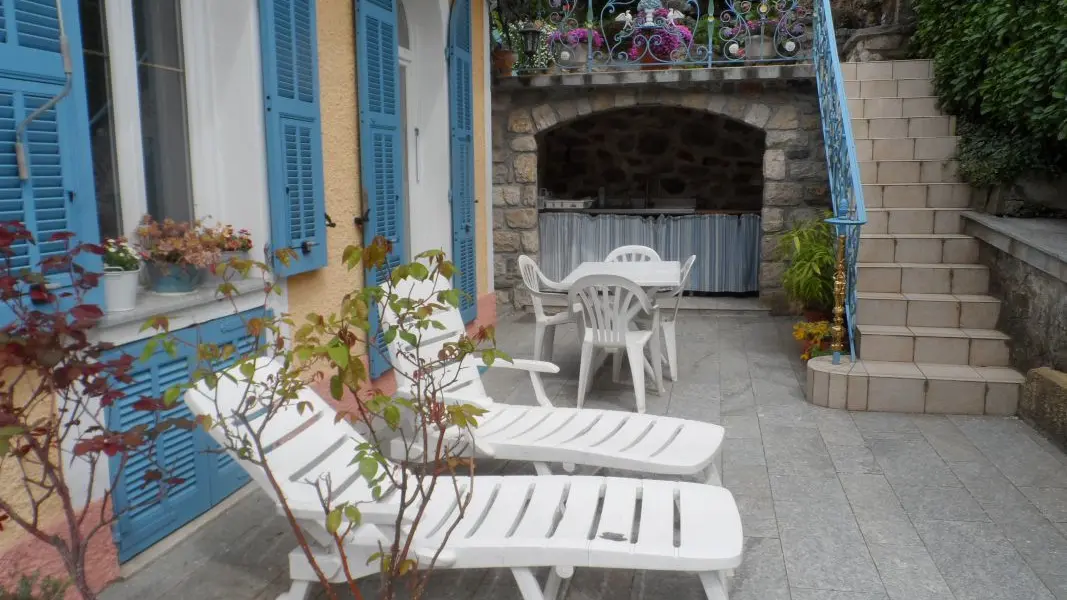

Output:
xmin=103 ymin=266 xmax=141 ymax=313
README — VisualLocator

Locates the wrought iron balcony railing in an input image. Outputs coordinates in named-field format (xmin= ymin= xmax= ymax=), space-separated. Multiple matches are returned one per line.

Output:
xmin=496 ymin=1 xmax=812 ymax=74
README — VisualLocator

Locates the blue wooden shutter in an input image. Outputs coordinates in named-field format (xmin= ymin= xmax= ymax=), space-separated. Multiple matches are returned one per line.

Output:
xmin=195 ymin=310 xmax=267 ymax=502
xmin=448 ymin=0 xmax=477 ymax=323
xmin=0 ymin=0 xmax=103 ymax=324
xmin=259 ymin=0 xmax=328 ymax=277
xmin=356 ymin=0 xmax=405 ymax=378
xmin=108 ymin=310 xmax=265 ymax=562
xmin=106 ymin=329 xmax=212 ymax=562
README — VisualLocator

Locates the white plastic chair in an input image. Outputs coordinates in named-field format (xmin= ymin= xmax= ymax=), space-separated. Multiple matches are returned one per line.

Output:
xmin=518 ymin=255 xmax=579 ymax=361
xmin=383 ymin=275 xmax=725 ymax=483
xmin=639 ymin=254 xmax=697 ymax=381
xmin=569 ymin=275 xmax=664 ymax=413
xmin=605 ymin=245 xmax=661 ymax=263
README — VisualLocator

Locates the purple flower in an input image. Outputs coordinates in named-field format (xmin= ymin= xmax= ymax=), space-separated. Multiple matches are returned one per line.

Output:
xmin=547 ymin=27 xmax=605 ymax=49
xmin=627 ymin=24 xmax=694 ymax=61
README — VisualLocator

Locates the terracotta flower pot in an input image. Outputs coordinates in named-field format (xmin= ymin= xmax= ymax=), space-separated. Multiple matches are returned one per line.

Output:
xmin=492 ymin=49 xmax=517 ymax=77
xmin=640 ymin=52 xmax=669 ymax=71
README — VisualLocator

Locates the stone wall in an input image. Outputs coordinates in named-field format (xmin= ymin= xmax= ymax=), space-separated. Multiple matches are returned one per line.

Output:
xmin=979 ymin=244 xmax=1067 ymax=373
xmin=539 ymin=106 xmax=765 ymax=212
xmin=491 ymin=73 xmax=830 ymax=311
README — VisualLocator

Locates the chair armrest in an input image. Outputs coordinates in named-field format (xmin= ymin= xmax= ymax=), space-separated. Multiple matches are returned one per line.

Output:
xmin=471 ymin=356 xmax=558 ymax=408
xmin=471 ymin=356 xmax=560 ymax=374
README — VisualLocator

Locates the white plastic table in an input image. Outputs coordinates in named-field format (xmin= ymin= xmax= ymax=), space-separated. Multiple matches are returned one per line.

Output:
xmin=549 ymin=261 xmax=682 ymax=291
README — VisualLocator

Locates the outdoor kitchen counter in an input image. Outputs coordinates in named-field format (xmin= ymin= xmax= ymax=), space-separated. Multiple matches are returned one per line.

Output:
xmin=538 ymin=211 xmax=761 ymax=293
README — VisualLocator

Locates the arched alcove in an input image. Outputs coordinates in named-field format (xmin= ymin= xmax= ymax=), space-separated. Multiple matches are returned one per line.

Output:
xmin=537 ymin=106 xmax=766 ymax=212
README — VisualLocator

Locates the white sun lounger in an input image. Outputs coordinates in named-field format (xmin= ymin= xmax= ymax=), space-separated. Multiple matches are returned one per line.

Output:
xmin=382 ymin=276 xmax=725 ymax=484
xmin=185 ymin=364 xmax=743 ymax=600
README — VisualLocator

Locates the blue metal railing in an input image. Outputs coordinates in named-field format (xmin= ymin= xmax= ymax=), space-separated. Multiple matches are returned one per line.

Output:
xmin=812 ymin=0 xmax=865 ymax=363
xmin=501 ymin=1 xmax=811 ymax=74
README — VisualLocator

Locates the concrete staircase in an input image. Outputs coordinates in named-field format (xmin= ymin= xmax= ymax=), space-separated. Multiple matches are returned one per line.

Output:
xmin=806 ymin=59 xmax=1025 ymax=415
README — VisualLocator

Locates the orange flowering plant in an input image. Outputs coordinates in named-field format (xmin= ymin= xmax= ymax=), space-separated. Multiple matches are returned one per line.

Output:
xmin=793 ymin=320 xmax=832 ymax=361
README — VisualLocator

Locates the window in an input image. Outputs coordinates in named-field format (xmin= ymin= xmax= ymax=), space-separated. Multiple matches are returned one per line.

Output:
xmin=81 ymin=0 xmax=122 ymax=240
xmin=132 ymin=0 xmax=193 ymax=223
xmin=81 ymin=0 xmax=196 ymax=235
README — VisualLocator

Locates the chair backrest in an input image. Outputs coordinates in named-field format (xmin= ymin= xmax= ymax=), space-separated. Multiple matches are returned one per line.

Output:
xmin=666 ymin=255 xmax=697 ymax=321
xmin=517 ymin=255 xmax=560 ymax=318
xmin=185 ymin=359 xmax=407 ymax=536
xmin=383 ymin=276 xmax=489 ymax=404
xmin=568 ymin=275 xmax=653 ymax=347
xmin=605 ymin=245 xmax=660 ymax=263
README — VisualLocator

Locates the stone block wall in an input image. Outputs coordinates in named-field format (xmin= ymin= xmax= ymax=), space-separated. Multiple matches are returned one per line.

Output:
xmin=979 ymin=243 xmax=1067 ymax=374
xmin=492 ymin=76 xmax=830 ymax=311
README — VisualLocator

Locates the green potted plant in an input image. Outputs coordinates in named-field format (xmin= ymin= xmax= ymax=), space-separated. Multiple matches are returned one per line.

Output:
xmin=490 ymin=9 xmax=518 ymax=76
xmin=777 ymin=212 xmax=836 ymax=321
xmin=135 ymin=215 xmax=221 ymax=294
xmin=101 ymin=237 xmax=141 ymax=312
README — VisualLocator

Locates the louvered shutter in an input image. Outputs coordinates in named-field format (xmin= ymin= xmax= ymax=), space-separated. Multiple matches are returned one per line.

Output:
xmin=259 ymin=0 xmax=328 ymax=277
xmin=356 ymin=0 xmax=405 ymax=378
xmin=448 ymin=0 xmax=477 ymax=323
xmin=0 ymin=0 xmax=103 ymax=324
xmin=108 ymin=309 xmax=265 ymax=562
xmin=195 ymin=310 xmax=267 ymax=502
xmin=106 ymin=329 xmax=212 ymax=562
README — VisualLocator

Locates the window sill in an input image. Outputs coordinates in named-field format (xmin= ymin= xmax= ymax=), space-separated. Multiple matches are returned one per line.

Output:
xmin=98 ymin=279 xmax=267 ymax=331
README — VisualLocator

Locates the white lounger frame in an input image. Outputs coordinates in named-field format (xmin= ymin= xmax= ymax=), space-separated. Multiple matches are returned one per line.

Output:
xmin=185 ymin=362 xmax=743 ymax=600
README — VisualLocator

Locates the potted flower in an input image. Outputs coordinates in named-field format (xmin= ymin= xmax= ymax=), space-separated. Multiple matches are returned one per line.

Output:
xmin=490 ymin=10 xmax=518 ymax=77
xmin=548 ymin=26 xmax=605 ymax=70
xmin=626 ymin=8 xmax=693 ymax=69
xmin=206 ymin=224 xmax=253 ymax=283
xmin=793 ymin=320 xmax=834 ymax=361
xmin=135 ymin=215 xmax=221 ymax=294
xmin=101 ymin=237 xmax=141 ymax=312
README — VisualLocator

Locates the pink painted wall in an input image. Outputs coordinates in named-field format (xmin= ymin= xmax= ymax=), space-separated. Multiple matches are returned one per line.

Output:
xmin=0 ymin=499 xmax=119 ymax=599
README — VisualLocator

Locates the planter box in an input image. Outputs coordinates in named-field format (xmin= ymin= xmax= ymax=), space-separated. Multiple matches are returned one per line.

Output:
xmin=146 ymin=262 xmax=203 ymax=294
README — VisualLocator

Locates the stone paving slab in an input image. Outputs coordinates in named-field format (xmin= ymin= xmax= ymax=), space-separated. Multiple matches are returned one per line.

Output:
xmin=101 ymin=312 xmax=1067 ymax=600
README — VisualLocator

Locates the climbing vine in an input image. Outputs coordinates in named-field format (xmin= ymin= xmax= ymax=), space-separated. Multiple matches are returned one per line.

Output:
xmin=912 ymin=0 xmax=1067 ymax=186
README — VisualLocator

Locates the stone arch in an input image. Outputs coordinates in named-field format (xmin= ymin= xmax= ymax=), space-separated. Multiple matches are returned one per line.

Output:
xmin=492 ymin=85 xmax=828 ymax=311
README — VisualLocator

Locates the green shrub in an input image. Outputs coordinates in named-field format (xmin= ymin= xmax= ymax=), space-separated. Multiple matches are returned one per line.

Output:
xmin=912 ymin=0 xmax=1067 ymax=185
xmin=778 ymin=213 xmax=836 ymax=313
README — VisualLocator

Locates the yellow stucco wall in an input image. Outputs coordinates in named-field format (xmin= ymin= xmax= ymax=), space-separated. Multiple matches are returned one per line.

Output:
xmin=291 ymin=0 xmax=491 ymax=320
xmin=287 ymin=0 xmax=363 ymax=322
xmin=472 ymin=0 xmax=489 ymax=296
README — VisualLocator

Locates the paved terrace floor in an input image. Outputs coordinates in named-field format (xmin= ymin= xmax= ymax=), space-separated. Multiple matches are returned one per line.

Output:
xmin=102 ymin=312 xmax=1067 ymax=600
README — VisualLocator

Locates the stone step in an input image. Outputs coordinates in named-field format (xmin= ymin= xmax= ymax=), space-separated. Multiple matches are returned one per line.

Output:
xmin=856 ymin=292 xmax=1001 ymax=329
xmin=843 ymin=60 xmax=933 ymax=82
xmin=848 ymin=97 xmax=942 ymax=119
xmin=806 ymin=356 xmax=1023 ymax=415
xmin=857 ymin=325 xmax=1010 ymax=366
xmin=858 ymin=262 xmax=990 ymax=295
xmin=865 ymin=208 xmax=967 ymax=235
xmin=860 ymin=159 xmax=960 ymax=185
xmin=859 ymin=233 xmax=979 ymax=264
xmin=852 ymin=116 xmax=957 ymax=139
xmin=845 ymin=78 xmax=935 ymax=99
xmin=855 ymin=137 xmax=958 ymax=162
xmin=863 ymin=183 xmax=970 ymax=209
